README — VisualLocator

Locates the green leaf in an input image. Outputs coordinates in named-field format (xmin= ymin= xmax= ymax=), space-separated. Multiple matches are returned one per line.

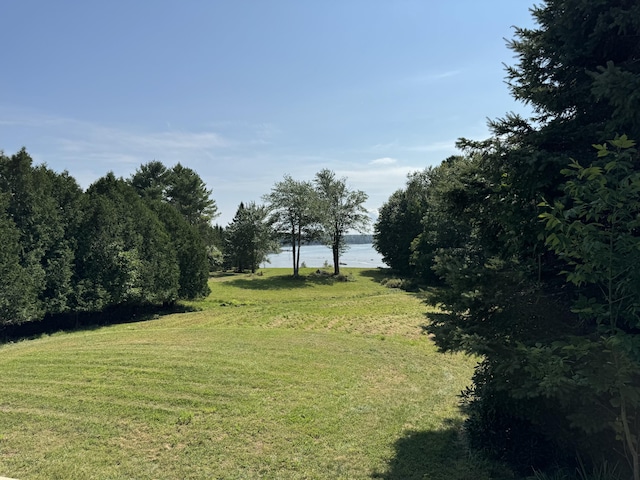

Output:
xmin=610 ymin=135 xmax=636 ymax=149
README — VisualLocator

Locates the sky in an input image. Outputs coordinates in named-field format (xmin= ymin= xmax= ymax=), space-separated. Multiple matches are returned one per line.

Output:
xmin=1 ymin=1 xmax=536 ymax=227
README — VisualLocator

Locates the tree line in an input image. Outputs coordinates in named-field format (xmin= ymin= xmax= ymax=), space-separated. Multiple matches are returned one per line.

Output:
xmin=0 ymin=151 xmax=369 ymax=330
xmin=0 ymin=155 xmax=214 ymax=328
xmin=374 ymin=0 xmax=640 ymax=477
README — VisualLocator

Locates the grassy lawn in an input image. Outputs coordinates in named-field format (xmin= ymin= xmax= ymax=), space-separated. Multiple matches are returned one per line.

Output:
xmin=0 ymin=268 xmax=490 ymax=479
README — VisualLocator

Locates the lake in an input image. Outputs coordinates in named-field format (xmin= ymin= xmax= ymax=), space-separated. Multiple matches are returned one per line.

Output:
xmin=264 ymin=243 xmax=386 ymax=269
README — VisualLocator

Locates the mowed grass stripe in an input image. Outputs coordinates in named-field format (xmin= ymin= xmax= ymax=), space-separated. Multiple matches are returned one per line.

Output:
xmin=0 ymin=269 xmax=486 ymax=479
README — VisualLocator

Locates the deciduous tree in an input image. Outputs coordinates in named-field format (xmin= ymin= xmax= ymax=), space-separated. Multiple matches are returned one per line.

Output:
xmin=314 ymin=169 xmax=369 ymax=275
xmin=263 ymin=176 xmax=319 ymax=277
xmin=537 ymin=137 xmax=640 ymax=479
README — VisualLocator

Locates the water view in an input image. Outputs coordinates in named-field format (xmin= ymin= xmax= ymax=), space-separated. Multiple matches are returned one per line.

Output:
xmin=265 ymin=243 xmax=386 ymax=269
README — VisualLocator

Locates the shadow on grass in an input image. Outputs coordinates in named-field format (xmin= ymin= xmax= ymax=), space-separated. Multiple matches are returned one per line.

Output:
xmin=226 ymin=273 xmax=343 ymax=290
xmin=0 ymin=302 xmax=198 ymax=345
xmin=357 ymin=268 xmax=395 ymax=283
xmin=372 ymin=419 xmax=506 ymax=480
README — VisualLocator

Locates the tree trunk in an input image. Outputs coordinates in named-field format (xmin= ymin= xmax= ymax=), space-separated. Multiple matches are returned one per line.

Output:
xmin=621 ymin=392 xmax=640 ymax=480
xmin=331 ymin=235 xmax=340 ymax=276
xmin=291 ymin=226 xmax=297 ymax=277
xmin=295 ymin=224 xmax=302 ymax=276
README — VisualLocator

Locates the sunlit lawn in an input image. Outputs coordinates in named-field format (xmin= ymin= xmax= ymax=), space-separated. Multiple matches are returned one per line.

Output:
xmin=0 ymin=268 xmax=491 ymax=479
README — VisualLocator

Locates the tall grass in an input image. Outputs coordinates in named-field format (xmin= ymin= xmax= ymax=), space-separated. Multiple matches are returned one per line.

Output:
xmin=0 ymin=268 xmax=493 ymax=479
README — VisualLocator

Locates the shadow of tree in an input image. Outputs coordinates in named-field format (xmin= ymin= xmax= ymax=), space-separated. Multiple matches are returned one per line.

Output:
xmin=371 ymin=419 xmax=511 ymax=480
xmin=357 ymin=268 xmax=394 ymax=283
xmin=226 ymin=273 xmax=339 ymax=290
xmin=0 ymin=302 xmax=197 ymax=345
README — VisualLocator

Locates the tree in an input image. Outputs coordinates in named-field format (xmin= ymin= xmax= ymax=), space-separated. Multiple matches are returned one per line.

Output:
xmin=263 ymin=176 xmax=319 ymax=277
xmin=0 ymin=148 xmax=83 ymax=320
xmin=411 ymin=156 xmax=489 ymax=283
xmin=225 ymin=202 xmax=277 ymax=273
xmin=0 ymin=194 xmax=34 ymax=326
xmin=148 ymin=200 xmax=211 ymax=299
xmin=129 ymin=160 xmax=169 ymax=201
xmin=454 ymin=0 xmax=640 ymax=279
xmin=314 ymin=169 xmax=369 ymax=275
xmin=75 ymin=173 xmax=179 ymax=310
xmin=504 ymin=0 xmax=640 ymax=143
xmin=374 ymin=170 xmax=431 ymax=274
xmin=418 ymin=0 xmax=640 ymax=473
xmin=537 ymin=137 xmax=640 ymax=479
xmin=129 ymin=160 xmax=218 ymax=285
xmin=129 ymin=161 xmax=219 ymax=242
xmin=165 ymin=163 xmax=218 ymax=227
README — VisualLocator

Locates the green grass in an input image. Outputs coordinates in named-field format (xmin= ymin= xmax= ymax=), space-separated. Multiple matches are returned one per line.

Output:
xmin=0 ymin=268 xmax=492 ymax=479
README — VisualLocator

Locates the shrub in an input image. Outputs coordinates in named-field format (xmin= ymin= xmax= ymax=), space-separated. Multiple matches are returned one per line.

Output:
xmin=335 ymin=273 xmax=354 ymax=282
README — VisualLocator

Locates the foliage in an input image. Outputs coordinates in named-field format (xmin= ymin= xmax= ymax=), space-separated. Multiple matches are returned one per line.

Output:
xmin=263 ymin=175 xmax=321 ymax=276
xmin=504 ymin=0 xmax=640 ymax=140
xmin=314 ymin=169 xmax=369 ymax=275
xmin=129 ymin=160 xmax=220 ymax=247
xmin=0 ymin=149 xmax=83 ymax=323
xmin=0 ymin=149 xmax=215 ymax=324
xmin=224 ymin=201 xmax=278 ymax=273
xmin=408 ymin=0 xmax=640 ymax=475
xmin=129 ymin=160 xmax=169 ymax=201
xmin=380 ymin=277 xmax=418 ymax=292
xmin=75 ymin=173 xmax=180 ymax=310
xmin=537 ymin=137 xmax=640 ymax=479
xmin=149 ymin=200 xmax=211 ymax=299
xmin=0 ymin=195 xmax=34 ymax=325
xmin=164 ymin=162 xmax=219 ymax=227
xmin=373 ymin=169 xmax=431 ymax=275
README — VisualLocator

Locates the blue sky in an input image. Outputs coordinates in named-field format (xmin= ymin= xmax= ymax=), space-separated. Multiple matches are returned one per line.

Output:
xmin=1 ymin=1 xmax=535 ymax=226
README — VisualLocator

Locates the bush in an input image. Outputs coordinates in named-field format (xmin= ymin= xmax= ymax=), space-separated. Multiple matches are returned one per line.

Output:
xmin=380 ymin=277 xmax=418 ymax=291
xmin=381 ymin=277 xmax=400 ymax=288
xmin=335 ymin=273 xmax=354 ymax=282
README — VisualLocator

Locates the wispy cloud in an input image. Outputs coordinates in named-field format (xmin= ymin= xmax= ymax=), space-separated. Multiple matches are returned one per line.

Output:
xmin=56 ymin=126 xmax=230 ymax=158
xmin=366 ymin=139 xmax=458 ymax=157
xmin=369 ymin=140 xmax=399 ymax=152
xmin=401 ymin=70 xmax=462 ymax=85
xmin=403 ymin=140 xmax=458 ymax=153
xmin=0 ymin=107 xmax=433 ymax=226
xmin=370 ymin=157 xmax=397 ymax=165
xmin=2 ymin=109 xmax=229 ymax=151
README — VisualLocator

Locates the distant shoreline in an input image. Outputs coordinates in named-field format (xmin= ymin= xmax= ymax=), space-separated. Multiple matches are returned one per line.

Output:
xmin=279 ymin=234 xmax=374 ymax=247
xmin=266 ymin=242 xmax=384 ymax=268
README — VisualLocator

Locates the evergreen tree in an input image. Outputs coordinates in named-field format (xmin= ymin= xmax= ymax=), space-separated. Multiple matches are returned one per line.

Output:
xmin=416 ymin=0 xmax=640 ymax=473
xmin=225 ymin=202 xmax=276 ymax=273
xmin=148 ymin=200 xmax=210 ymax=299
xmin=129 ymin=160 xmax=169 ymax=201
xmin=129 ymin=160 xmax=219 ymax=282
xmin=0 ymin=149 xmax=83 ymax=320
xmin=165 ymin=163 xmax=218 ymax=229
xmin=75 ymin=173 xmax=179 ymax=310
xmin=0 ymin=194 xmax=34 ymax=325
